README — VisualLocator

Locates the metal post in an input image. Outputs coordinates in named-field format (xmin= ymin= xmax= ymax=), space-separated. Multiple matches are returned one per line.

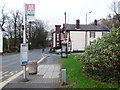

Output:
xmin=23 ymin=65 xmax=27 ymax=80
xmin=22 ymin=3 xmax=28 ymax=82
xmin=85 ymin=11 xmax=92 ymax=48
xmin=8 ymin=37 xmax=9 ymax=51
xmin=86 ymin=11 xmax=92 ymax=25
xmin=64 ymin=12 xmax=66 ymax=40
xmin=86 ymin=13 xmax=87 ymax=25
xmin=62 ymin=69 xmax=66 ymax=82
xmin=85 ymin=13 xmax=88 ymax=48
xmin=23 ymin=4 xmax=26 ymax=44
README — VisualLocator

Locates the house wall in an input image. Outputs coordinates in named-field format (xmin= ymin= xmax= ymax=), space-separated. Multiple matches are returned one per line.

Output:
xmin=87 ymin=31 xmax=103 ymax=45
xmin=0 ymin=27 xmax=3 ymax=53
xmin=70 ymin=31 xmax=85 ymax=51
xmin=53 ymin=32 xmax=56 ymax=47
xmin=70 ymin=31 xmax=105 ymax=51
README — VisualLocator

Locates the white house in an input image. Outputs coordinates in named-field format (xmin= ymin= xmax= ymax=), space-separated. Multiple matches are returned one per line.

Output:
xmin=52 ymin=19 xmax=110 ymax=52
xmin=0 ymin=25 xmax=3 ymax=53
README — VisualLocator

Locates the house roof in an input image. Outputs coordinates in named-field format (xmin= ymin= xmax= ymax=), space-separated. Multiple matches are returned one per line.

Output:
xmin=65 ymin=24 xmax=110 ymax=31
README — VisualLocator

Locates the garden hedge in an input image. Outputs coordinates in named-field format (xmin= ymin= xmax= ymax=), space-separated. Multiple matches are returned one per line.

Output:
xmin=78 ymin=28 xmax=120 ymax=84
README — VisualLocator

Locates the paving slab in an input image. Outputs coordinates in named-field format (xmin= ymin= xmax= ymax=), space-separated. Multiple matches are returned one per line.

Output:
xmin=2 ymin=54 xmax=61 ymax=89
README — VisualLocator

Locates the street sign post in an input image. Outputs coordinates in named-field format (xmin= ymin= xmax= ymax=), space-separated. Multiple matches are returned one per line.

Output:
xmin=21 ymin=3 xmax=35 ymax=81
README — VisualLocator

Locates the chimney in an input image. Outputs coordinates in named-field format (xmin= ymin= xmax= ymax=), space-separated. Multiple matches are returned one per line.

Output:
xmin=76 ymin=19 xmax=80 ymax=29
xmin=55 ymin=25 xmax=61 ymax=33
xmin=94 ymin=19 xmax=97 ymax=25
xmin=55 ymin=25 xmax=61 ymax=47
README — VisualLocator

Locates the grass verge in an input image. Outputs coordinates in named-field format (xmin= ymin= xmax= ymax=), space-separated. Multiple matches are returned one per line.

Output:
xmin=61 ymin=54 xmax=119 ymax=88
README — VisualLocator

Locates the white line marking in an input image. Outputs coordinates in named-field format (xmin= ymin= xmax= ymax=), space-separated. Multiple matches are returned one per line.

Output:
xmin=0 ymin=71 xmax=2 ymax=74
xmin=2 ymin=71 xmax=9 ymax=75
xmin=37 ymin=56 xmax=47 ymax=64
xmin=0 ymin=57 xmax=45 ymax=89
xmin=0 ymin=70 xmax=23 ymax=89
xmin=0 ymin=76 xmax=3 ymax=80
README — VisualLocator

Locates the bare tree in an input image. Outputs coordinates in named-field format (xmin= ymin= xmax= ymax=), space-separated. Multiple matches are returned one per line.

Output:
xmin=110 ymin=1 xmax=118 ymax=14
xmin=109 ymin=1 xmax=120 ymax=27
xmin=0 ymin=5 xmax=8 ymax=31
xmin=17 ymin=12 xmax=23 ymax=43
xmin=28 ymin=20 xmax=48 ymax=49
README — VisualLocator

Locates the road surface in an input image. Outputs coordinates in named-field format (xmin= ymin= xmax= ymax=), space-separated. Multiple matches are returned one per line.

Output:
xmin=0 ymin=48 xmax=50 ymax=82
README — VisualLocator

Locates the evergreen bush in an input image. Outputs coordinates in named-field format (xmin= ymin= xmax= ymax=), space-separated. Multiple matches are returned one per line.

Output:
xmin=78 ymin=28 xmax=120 ymax=84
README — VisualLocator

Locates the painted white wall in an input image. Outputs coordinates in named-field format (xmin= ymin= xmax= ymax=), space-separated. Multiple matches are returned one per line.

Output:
xmin=70 ymin=31 xmax=85 ymax=51
xmin=53 ymin=32 xmax=56 ymax=47
xmin=87 ymin=31 xmax=102 ymax=45
xmin=0 ymin=27 xmax=3 ymax=53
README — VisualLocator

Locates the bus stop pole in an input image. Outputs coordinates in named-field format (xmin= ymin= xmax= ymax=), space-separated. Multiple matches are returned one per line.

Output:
xmin=22 ymin=3 xmax=28 ymax=81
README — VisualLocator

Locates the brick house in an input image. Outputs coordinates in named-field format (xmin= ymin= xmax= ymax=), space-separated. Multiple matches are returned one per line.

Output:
xmin=52 ymin=19 xmax=109 ymax=52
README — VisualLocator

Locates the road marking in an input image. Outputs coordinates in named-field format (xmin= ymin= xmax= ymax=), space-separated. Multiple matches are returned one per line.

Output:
xmin=0 ymin=57 xmax=45 ymax=89
xmin=37 ymin=56 xmax=47 ymax=64
xmin=0 ymin=71 xmax=2 ymax=74
xmin=0 ymin=74 xmax=2 ymax=77
xmin=1 ymin=61 xmax=18 ymax=69
xmin=0 ymin=70 xmax=23 ymax=89
xmin=2 ymin=71 xmax=9 ymax=75
xmin=0 ymin=76 xmax=3 ymax=80
xmin=4 ymin=72 xmax=14 ymax=77
xmin=0 ymin=71 xmax=2 ymax=77
xmin=15 ymin=71 xmax=18 ymax=73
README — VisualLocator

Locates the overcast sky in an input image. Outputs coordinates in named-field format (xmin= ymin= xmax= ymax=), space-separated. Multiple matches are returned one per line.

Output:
xmin=0 ymin=0 xmax=119 ymax=30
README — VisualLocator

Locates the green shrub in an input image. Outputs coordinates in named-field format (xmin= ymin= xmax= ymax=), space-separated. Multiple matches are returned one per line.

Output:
xmin=78 ymin=28 xmax=120 ymax=84
xmin=3 ymin=49 xmax=11 ymax=53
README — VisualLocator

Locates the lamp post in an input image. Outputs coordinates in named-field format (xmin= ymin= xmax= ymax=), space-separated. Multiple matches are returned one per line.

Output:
xmin=86 ymin=11 xmax=92 ymax=25
xmin=61 ymin=12 xmax=68 ymax=58
xmin=85 ymin=11 xmax=92 ymax=49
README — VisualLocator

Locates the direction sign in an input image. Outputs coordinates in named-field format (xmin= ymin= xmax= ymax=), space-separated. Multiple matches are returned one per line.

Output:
xmin=25 ymin=4 xmax=35 ymax=22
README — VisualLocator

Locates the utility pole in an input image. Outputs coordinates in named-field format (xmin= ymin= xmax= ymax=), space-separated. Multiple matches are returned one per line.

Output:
xmin=86 ymin=11 xmax=92 ymax=25
xmin=85 ymin=11 xmax=92 ymax=48
xmin=64 ymin=12 xmax=66 ymax=41
xmin=21 ymin=3 xmax=29 ymax=82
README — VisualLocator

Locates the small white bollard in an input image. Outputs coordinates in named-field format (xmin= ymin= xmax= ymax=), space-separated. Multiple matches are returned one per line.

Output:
xmin=62 ymin=69 xmax=66 ymax=82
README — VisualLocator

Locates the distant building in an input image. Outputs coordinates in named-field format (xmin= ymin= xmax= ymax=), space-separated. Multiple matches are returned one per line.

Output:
xmin=52 ymin=19 xmax=109 ymax=52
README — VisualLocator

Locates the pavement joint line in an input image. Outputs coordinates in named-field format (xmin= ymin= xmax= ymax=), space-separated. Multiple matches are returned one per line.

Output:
xmin=0 ymin=56 xmax=47 ymax=89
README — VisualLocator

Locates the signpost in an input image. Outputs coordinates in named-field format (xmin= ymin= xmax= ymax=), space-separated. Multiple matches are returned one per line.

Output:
xmin=25 ymin=4 xmax=35 ymax=22
xmin=20 ymin=3 xmax=35 ymax=81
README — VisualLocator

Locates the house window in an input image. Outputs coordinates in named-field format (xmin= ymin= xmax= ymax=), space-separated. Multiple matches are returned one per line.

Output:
xmin=102 ymin=32 xmax=106 ymax=36
xmin=90 ymin=31 xmax=95 ymax=38
xmin=90 ymin=41 xmax=94 ymax=45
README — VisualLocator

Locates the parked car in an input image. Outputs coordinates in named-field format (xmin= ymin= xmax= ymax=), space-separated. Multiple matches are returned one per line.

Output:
xmin=55 ymin=49 xmax=61 ymax=54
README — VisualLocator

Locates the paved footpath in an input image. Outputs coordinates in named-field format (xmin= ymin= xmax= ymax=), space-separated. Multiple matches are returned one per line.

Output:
xmin=2 ymin=54 xmax=61 ymax=89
